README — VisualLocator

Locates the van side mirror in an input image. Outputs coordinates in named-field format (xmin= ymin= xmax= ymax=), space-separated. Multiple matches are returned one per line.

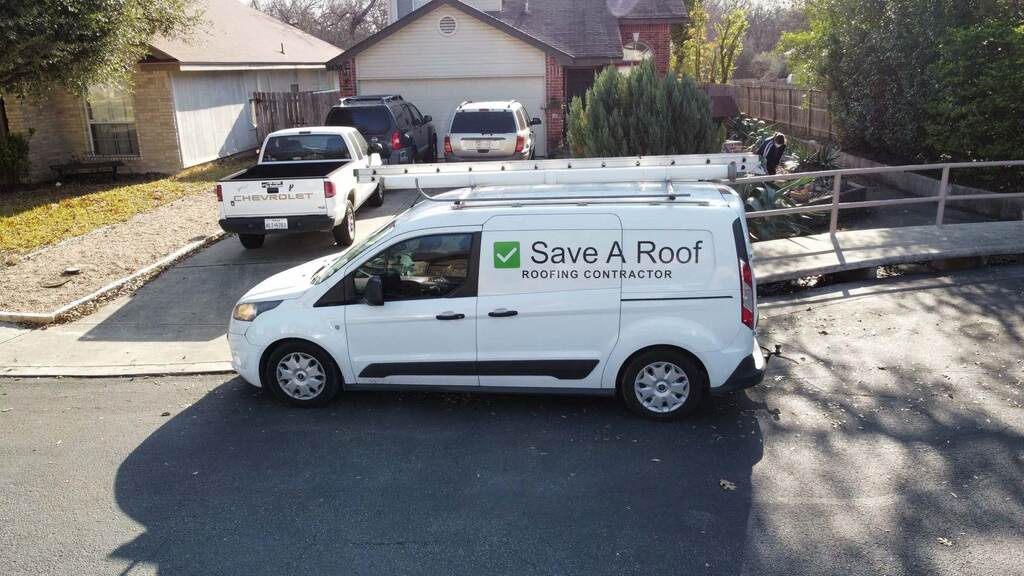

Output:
xmin=368 ymin=142 xmax=384 ymax=155
xmin=365 ymin=275 xmax=385 ymax=306
xmin=530 ymin=117 xmax=542 ymax=126
xmin=422 ymin=115 xmax=432 ymax=123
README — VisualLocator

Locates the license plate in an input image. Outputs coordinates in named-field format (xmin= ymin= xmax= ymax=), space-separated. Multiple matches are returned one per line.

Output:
xmin=465 ymin=139 xmax=495 ymax=150
xmin=264 ymin=218 xmax=288 ymax=230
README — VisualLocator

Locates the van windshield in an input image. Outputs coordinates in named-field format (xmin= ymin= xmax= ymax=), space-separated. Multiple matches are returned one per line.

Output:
xmin=450 ymin=111 xmax=517 ymax=134
xmin=263 ymin=134 xmax=351 ymax=162
xmin=311 ymin=223 xmax=395 ymax=284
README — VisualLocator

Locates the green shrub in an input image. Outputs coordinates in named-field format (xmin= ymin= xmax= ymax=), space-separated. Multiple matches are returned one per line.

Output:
xmin=924 ymin=21 xmax=1024 ymax=162
xmin=566 ymin=60 xmax=717 ymax=157
xmin=0 ymin=131 xmax=32 ymax=188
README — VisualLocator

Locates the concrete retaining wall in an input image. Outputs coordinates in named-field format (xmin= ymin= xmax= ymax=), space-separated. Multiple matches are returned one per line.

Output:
xmin=838 ymin=152 xmax=1023 ymax=221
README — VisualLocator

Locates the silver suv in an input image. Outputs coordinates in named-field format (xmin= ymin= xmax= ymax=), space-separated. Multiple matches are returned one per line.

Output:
xmin=444 ymin=100 xmax=542 ymax=161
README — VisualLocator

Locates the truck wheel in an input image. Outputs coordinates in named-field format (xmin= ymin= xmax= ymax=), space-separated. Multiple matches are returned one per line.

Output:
xmin=263 ymin=341 xmax=341 ymax=407
xmin=619 ymin=348 xmax=706 ymax=420
xmin=366 ymin=183 xmax=384 ymax=207
xmin=332 ymin=203 xmax=355 ymax=246
xmin=238 ymin=234 xmax=265 ymax=249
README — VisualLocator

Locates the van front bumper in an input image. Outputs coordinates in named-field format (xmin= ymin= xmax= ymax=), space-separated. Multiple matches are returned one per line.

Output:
xmin=219 ymin=215 xmax=334 ymax=235
xmin=711 ymin=339 xmax=766 ymax=395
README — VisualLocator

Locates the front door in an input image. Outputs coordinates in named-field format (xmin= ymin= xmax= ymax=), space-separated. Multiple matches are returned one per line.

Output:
xmin=345 ymin=231 xmax=481 ymax=386
xmin=476 ymin=214 xmax=622 ymax=389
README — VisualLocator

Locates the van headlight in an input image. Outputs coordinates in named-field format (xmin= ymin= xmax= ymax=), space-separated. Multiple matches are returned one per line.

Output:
xmin=232 ymin=300 xmax=282 ymax=322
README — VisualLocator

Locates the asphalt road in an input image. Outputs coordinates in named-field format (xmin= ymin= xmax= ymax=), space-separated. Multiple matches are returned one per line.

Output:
xmin=1 ymin=264 xmax=1022 ymax=576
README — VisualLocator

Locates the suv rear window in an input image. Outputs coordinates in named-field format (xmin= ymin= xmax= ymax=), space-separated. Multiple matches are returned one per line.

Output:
xmin=450 ymin=111 xmax=517 ymax=134
xmin=326 ymin=106 xmax=392 ymax=134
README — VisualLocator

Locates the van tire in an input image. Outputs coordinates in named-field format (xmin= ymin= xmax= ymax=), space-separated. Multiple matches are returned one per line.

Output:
xmin=366 ymin=183 xmax=384 ymax=207
xmin=619 ymin=348 xmax=705 ymax=420
xmin=263 ymin=341 xmax=341 ymax=407
xmin=332 ymin=203 xmax=355 ymax=246
xmin=239 ymin=234 xmax=265 ymax=249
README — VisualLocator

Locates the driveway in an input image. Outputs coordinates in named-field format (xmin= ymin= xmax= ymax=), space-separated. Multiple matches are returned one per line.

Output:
xmin=0 ymin=189 xmax=419 ymax=376
xmin=1 ymin=264 xmax=1021 ymax=575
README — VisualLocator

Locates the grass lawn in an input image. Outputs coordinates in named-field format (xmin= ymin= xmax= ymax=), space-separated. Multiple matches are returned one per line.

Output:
xmin=0 ymin=155 xmax=252 ymax=258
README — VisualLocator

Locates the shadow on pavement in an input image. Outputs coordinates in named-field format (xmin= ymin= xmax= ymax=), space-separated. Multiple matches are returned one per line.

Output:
xmin=111 ymin=382 xmax=765 ymax=575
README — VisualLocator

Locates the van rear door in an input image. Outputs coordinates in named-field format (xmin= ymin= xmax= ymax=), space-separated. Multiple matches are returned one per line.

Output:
xmin=477 ymin=214 xmax=622 ymax=389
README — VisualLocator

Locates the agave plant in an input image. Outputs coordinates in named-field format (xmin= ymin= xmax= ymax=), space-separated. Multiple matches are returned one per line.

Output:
xmin=786 ymin=140 xmax=841 ymax=172
xmin=738 ymin=177 xmax=821 ymax=241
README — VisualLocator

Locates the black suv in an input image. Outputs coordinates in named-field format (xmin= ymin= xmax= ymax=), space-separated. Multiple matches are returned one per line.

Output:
xmin=325 ymin=95 xmax=436 ymax=164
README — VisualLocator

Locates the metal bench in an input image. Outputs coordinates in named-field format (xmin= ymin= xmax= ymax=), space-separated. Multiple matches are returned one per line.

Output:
xmin=50 ymin=160 xmax=124 ymax=182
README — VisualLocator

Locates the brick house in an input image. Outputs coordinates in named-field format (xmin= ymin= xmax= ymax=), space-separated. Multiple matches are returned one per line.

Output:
xmin=329 ymin=0 xmax=686 ymax=157
xmin=1 ymin=0 xmax=341 ymax=183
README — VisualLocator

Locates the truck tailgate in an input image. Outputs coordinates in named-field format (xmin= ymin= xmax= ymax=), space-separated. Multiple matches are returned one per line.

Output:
xmin=221 ymin=178 xmax=328 ymax=218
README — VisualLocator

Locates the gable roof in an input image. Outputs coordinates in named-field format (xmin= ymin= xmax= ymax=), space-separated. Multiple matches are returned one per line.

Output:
xmin=148 ymin=0 xmax=342 ymax=70
xmin=329 ymin=0 xmax=685 ymax=66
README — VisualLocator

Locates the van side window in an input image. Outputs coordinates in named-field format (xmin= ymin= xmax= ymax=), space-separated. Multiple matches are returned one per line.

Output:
xmin=353 ymin=234 xmax=473 ymax=301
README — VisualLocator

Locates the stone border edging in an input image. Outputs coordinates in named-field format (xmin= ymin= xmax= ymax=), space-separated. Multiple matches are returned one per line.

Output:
xmin=0 ymin=232 xmax=226 ymax=325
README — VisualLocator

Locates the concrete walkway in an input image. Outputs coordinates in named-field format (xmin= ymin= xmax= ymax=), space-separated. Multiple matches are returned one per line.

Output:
xmin=1 ymin=214 xmax=1021 ymax=377
xmin=753 ymin=221 xmax=1024 ymax=283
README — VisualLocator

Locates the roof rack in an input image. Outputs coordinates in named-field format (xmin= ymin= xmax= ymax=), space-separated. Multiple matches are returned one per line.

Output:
xmin=356 ymin=153 xmax=761 ymax=191
xmin=412 ymin=179 xmax=712 ymax=210
xmin=339 ymin=94 xmax=403 ymax=104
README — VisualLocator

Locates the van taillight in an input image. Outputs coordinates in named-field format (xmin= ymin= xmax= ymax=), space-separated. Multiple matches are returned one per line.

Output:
xmin=740 ymin=259 xmax=755 ymax=329
xmin=391 ymin=130 xmax=402 ymax=151
xmin=324 ymin=181 xmax=336 ymax=198
xmin=514 ymin=135 xmax=525 ymax=154
xmin=215 ymin=184 xmax=222 ymax=201
xmin=444 ymin=136 xmax=453 ymax=155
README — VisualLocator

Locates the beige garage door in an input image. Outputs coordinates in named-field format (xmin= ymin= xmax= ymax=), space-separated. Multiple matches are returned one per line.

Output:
xmin=358 ymin=76 xmax=547 ymax=157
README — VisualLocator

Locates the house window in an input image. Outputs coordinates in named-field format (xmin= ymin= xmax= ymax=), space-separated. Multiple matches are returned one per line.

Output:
xmin=84 ymin=84 xmax=139 ymax=156
xmin=618 ymin=40 xmax=653 ymax=74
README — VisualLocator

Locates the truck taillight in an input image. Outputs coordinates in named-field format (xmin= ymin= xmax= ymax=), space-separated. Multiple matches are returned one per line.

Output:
xmin=324 ymin=181 xmax=336 ymax=198
xmin=444 ymin=136 xmax=453 ymax=155
xmin=514 ymin=135 xmax=525 ymax=154
xmin=740 ymin=259 xmax=755 ymax=329
xmin=215 ymin=184 xmax=222 ymax=201
xmin=391 ymin=130 xmax=402 ymax=151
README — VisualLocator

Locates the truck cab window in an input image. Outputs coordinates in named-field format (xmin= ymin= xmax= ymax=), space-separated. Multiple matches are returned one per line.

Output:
xmin=352 ymin=234 xmax=472 ymax=301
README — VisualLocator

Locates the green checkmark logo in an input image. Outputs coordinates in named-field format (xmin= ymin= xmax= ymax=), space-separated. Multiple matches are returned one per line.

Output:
xmin=493 ymin=241 xmax=520 ymax=268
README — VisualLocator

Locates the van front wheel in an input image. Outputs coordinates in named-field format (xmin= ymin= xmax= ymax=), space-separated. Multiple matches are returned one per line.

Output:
xmin=620 ymin=348 xmax=705 ymax=420
xmin=264 ymin=341 xmax=341 ymax=407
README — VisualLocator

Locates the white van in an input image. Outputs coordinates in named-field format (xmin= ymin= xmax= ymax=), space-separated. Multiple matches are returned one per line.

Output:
xmin=227 ymin=180 xmax=765 ymax=420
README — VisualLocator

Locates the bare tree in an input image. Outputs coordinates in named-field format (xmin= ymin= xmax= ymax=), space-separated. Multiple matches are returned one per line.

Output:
xmin=251 ymin=0 xmax=387 ymax=49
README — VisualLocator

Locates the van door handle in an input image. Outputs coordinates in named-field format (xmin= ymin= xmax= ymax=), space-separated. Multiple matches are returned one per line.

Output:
xmin=488 ymin=309 xmax=518 ymax=318
xmin=436 ymin=312 xmax=465 ymax=321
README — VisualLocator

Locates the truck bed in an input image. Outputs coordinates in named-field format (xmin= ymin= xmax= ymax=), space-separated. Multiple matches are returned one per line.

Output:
xmin=226 ymin=161 xmax=349 ymax=181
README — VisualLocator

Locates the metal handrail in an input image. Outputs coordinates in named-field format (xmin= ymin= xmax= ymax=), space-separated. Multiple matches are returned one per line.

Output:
xmin=730 ymin=160 xmax=1024 ymax=231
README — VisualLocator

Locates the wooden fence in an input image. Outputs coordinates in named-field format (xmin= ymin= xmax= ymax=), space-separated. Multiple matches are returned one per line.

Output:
xmin=730 ymin=80 xmax=837 ymax=141
xmin=252 ymin=89 xmax=341 ymax=143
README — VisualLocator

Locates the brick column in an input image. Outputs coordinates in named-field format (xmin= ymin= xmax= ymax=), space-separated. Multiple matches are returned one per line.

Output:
xmin=619 ymin=23 xmax=672 ymax=75
xmin=544 ymin=55 xmax=565 ymax=155
xmin=338 ymin=60 xmax=357 ymax=97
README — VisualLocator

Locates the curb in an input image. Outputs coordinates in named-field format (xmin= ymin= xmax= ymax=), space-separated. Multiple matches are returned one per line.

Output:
xmin=0 ymin=232 xmax=226 ymax=325
xmin=0 ymin=362 xmax=235 ymax=379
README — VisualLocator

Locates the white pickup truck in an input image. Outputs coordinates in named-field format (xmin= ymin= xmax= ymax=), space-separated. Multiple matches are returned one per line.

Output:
xmin=217 ymin=127 xmax=384 ymax=249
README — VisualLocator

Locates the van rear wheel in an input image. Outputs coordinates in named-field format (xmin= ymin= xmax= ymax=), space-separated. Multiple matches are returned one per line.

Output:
xmin=238 ymin=234 xmax=265 ymax=249
xmin=332 ymin=203 xmax=355 ymax=246
xmin=620 ymin=348 xmax=705 ymax=420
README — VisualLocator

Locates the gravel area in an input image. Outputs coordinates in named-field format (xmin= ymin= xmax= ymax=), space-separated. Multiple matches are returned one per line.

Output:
xmin=0 ymin=194 xmax=221 ymax=313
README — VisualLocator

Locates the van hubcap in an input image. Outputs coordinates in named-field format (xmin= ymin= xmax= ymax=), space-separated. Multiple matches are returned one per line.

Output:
xmin=634 ymin=362 xmax=689 ymax=413
xmin=276 ymin=352 xmax=326 ymax=400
